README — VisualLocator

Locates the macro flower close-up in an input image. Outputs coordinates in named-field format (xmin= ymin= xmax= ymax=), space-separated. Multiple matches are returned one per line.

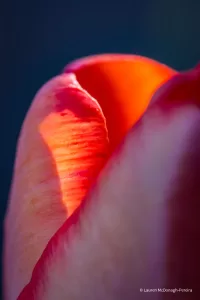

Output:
xmin=3 ymin=53 xmax=200 ymax=299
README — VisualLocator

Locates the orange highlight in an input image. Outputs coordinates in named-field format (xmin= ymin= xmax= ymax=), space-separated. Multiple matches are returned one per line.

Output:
xmin=66 ymin=54 xmax=176 ymax=150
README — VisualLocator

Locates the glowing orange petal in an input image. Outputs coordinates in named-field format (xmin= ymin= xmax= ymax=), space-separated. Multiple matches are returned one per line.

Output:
xmin=4 ymin=74 xmax=108 ymax=300
xmin=65 ymin=54 xmax=176 ymax=150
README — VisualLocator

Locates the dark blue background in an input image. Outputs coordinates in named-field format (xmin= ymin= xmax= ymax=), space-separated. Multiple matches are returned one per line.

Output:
xmin=1 ymin=0 xmax=200 ymax=297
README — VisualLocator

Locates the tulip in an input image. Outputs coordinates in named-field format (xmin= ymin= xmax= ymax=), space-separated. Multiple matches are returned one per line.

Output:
xmin=3 ymin=54 xmax=200 ymax=300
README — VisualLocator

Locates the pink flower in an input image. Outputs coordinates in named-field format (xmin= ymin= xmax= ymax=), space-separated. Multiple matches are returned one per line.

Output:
xmin=4 ymin=54 xmax=200 ymax=300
